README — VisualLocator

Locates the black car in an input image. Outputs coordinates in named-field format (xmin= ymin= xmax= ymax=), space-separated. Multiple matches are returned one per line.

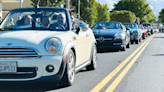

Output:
xmin=92 ymin=22 xmax=130 ymax=51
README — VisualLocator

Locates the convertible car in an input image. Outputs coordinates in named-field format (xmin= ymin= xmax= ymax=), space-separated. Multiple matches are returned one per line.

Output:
xmin=0 ymin=7 xmax=97 ymax=86
xmin=123 ymin=23 xmax=142 ymax=44
xmin=138 ymin=24 xmax=148 ymax=39
xmin=92 ymin=22 xmax=130 ymax=51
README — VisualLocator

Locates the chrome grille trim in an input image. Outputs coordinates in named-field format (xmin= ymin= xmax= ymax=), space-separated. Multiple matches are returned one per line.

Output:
xmin=0 ymin=52 xmax=37 ymax=54
xmin=96 ymin=38 xmax=113 ymax=41
xmin=0 ymin=47 xmax=41 ymax=59
xmin=0 ymin=49 xmax=33 ymax=52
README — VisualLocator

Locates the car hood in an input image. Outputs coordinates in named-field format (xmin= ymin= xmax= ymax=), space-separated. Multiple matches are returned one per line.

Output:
xmin=0 ymin=30 xmax=72 ymax=55
xmin=93 ymin=29 xmax=122 ymax=38
xmin=0 ymin=30 xmax=64 ymax=46
xmin=129 ymin=28 xmax=138 ymax=33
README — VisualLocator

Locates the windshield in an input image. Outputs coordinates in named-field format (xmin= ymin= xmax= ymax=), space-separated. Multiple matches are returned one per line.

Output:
xmin=92 ymin=22 xmax=122 ymax=29
xmin=143 ymin=23 xmax=151 ymax=27
xmin=138 ymin=25 xmax=143 ymax=29
xmin=123 ymin=24 xmax=137 ymax=29
xmin=1 ymin=9 xmax=69 ymax=31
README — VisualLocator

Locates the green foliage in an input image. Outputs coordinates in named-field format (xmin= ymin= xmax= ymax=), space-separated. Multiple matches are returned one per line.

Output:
xmin=159 ymin=8 xmax=164 ymax=24
xmin=95 ymin=2 xmax=110 ymax=22
xmin=110 ymin=10 xmax=137 ymax=23
xmin=70 ymin=0 xmax=97 ymax=25
xmin=112 ymin=0 xmax=156 ymax=23
xmin=70 ymin=0 xmax=111 ymax=25
xmin=31 ymin=0 xmax=65 ymax=7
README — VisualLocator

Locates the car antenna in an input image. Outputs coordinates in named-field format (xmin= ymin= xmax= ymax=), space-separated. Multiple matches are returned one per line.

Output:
xmin=35 ymin=0 xmax=40 ymax=8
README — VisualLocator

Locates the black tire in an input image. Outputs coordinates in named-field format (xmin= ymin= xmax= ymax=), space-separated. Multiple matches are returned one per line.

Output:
xmin=121 ymin=43 xmax=126 ymax=51
xmin=151 ymin=30 xmax=153 ymax=34
xmin=60 ymin=50 xmax=75 ymax=86
xmin=135 ymin=40 xmax=139 ymax=44
xmin=139 ymin=38 xmax=141 ymax=43
xmin=126 ymin=42 xmax=130 ymax=48
xmin=143 ymin=35 xmax=145 ymax=39
xmin=86 ymin=44 xmax=97 ymax=70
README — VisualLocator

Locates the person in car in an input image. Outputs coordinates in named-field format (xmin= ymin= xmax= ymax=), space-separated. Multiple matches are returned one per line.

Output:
xmin=15 ymin=15 xmax=32 ymax=27
xmin=56 ymin=13 xmax=67 ymax=29
xmin=15 ymin=15 xmax=40 ymax=28
xmin=41 ymin=16 xmax=51 ymax=28
xmin=10 ymin=18 xmax=15 ymax=25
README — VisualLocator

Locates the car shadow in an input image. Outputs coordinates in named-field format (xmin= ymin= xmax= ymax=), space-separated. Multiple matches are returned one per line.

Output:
xmin=153 ymin=37 xmax=164 ymax=38
xmin=0 ymin=81 xmax=70 ymax=92
xmin=152 ymin=54 xmax=164 ymax=56
xmin=97 ymin=49 xmax=119 ymax=53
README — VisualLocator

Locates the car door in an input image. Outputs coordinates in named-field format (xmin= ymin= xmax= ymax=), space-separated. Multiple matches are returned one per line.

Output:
xmin=76 ymin=25 xmax=91 ymax=67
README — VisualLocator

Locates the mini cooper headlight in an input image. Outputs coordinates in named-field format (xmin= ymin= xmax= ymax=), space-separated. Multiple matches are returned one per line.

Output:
xmin=45 ymin=38 xmax=62 ymax=53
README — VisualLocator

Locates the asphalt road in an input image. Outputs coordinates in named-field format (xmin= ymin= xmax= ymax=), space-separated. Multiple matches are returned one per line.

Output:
xmin=0 ymin=32 xmax=163 ymax=92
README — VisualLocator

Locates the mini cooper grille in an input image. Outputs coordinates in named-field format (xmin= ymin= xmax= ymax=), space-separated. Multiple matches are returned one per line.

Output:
xmin=0 ymin=48 xmax=41 ymax=59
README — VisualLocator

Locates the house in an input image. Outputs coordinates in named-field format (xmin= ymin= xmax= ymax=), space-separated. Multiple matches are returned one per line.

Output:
xmin=2 ymin=0 xmax=32 ymax=18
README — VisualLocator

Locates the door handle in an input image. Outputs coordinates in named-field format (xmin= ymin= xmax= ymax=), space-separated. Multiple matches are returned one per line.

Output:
xmin=86 ymin=34 xmax=89 ymax=37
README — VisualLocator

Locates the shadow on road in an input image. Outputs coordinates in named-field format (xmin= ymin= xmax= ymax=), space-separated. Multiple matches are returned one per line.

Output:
xmin=153 ymin=37 xmax=164 ymax=38
xmin=97 ymin=49 xmax=119 ymax=53
xmin=0 ymin=81 xmax=70 ymax=92
xmin=152 ymin=54 xmax=164 ymax=56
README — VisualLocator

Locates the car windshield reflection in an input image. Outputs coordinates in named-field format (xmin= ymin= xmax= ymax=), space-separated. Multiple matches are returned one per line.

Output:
xmin=92 ymin=22 xmax=122 ymax=30
xmin=1 ymin=9 xmax=69 ymax=31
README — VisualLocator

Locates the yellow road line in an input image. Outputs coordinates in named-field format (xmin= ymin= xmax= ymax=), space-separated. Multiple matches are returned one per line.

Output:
xmin=105 ymin=34 xmax=155 ymax=92
xmin=90 ymin=35 xmax=154 ymax=92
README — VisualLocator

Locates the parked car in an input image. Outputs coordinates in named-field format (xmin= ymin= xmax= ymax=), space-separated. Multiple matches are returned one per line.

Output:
xmin=153 ymin=27 xmax=159 ymax=33
xmin=138 ymin=25 xmax=148 ymax=39
xmin=92 ymin=22 xmax=130 ymax=51
xmin=143 ymin=26 xmax=150 ymax=35
xmin=0 ymin=7 xmax=97 ymax=86
xmin=123 ymin=23 xmax=142 ymax=44
xmin=142 ymin=23 xmax=154 ymax=35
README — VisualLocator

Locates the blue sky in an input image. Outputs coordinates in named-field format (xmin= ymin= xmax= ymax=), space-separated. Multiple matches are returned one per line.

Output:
xmin=96 ymin=0 xmax=164 ymax=18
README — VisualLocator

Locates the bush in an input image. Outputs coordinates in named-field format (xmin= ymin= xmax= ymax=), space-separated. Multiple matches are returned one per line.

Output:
xmin=110 ymin=10 xmax=138 ymax=23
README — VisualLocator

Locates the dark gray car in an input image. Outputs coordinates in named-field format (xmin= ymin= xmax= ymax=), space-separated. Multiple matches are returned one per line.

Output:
xmin=92 ymin=22 xmax=130 ymax=51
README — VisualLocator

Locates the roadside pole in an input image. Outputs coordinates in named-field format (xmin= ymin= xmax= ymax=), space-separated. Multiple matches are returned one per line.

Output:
xmin=20 ymin=0 xmax=22 ymax=8
xmin=78 ymin=0 xmax=80 ymax=20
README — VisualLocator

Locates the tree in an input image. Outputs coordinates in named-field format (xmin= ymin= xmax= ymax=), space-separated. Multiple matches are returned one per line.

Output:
xmin=159 ymin=8 xmax=164 ymax=24
xmin=110 ymin=10 xmax=137 ymax=23
xmin=95 ymin=2 xmax=110 ymax=22
xmin=70 ymin=0 xmax=97 ymax=25
xmin=112 ymin=0 xmax=156 ymax=23
xmin=31 ymin=0 xmax=65 ymax=7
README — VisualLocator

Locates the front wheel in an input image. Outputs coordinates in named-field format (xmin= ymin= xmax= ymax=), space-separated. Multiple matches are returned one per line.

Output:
xmin=86 ymin=44 xmax=97 ymax=70
xmin=121 ymin=43 xmax=126 ymax=51
xmin=135 ymin=40 xmax=139 ymax=44
xmin=139 ymin=38 xmax=141 ymax=42
xmin=126 ymin=42 xmax=130 ymax=48
xmin=143 ymin=35 xmax=146 ymax=39
xmin=60 ymin=50 xmax=75 ymax=86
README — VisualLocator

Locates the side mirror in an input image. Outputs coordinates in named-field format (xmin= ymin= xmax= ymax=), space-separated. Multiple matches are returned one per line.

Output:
xmin=126 ymin=28 xmax=130 ymax=30
xmin=79 ymin=24 xmax=88 ymax=31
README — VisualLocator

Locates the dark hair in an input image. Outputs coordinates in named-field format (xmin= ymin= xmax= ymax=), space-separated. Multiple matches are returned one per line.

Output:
xmin=17 ymin=17 xmax=25 ymax=26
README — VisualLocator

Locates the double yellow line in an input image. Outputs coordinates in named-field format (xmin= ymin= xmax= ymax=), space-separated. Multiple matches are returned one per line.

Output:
xmin=90 ymin=34 xmax=155 ymax=92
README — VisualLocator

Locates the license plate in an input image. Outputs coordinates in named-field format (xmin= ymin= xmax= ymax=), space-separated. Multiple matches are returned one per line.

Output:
xmin=0 ymin=62 xmax=17 ymax=73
